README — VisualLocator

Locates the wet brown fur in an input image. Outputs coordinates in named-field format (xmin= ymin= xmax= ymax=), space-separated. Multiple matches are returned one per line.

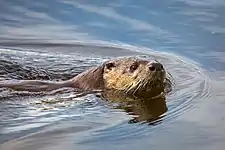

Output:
xmin=0 ymin=57 xmax=169 ymax=97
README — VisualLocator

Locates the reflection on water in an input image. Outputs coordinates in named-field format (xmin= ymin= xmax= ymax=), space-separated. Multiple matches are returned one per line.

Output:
xmin=102 ymin=91 xmax=168 ymax=124
xmin=1 ymin=0 xmax=225 ymax=150
xmin=0 ymin=47 xmax=213 ymax=150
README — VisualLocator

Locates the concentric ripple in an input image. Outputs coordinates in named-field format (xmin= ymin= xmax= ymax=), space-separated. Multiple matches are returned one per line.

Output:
xmin=74 ymin=50 xmax=212 ymax=144
xmin=0 ymin=45 xmax=212 ymax=146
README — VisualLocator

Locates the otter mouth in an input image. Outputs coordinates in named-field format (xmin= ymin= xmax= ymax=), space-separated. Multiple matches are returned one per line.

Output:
xmin=148 ymin=70 xmax=165 ymax=82
xmin=126 ymin=80 xmax=165 ymax=98
xmin=146 ymin=79 xmax=164 ymax=90
xmin=147 ymin=71 xmax=165 ymax=89
xmin=123 ymin=71 xmax=166 ymax=97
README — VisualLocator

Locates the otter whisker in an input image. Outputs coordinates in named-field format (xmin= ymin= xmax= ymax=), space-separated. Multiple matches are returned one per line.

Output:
xmin=125 ymin=78 xmax=142 ymax=94
xmin=127 ymin=81 xmax=141 ymax=94
xmin=143 ymin=76 xmax=152 ymax=88
xmin=133 ymin=76 xmax=152 ymax=94
xmin=138 ymin=79 xmax=147 ymax=91
xmin=132 ymin=79 xmax=144 ymax=94
xmin=142 ymin=74 xmax=158 ymax=91
xmin=124 ymin=83 xmax=134 ymax=94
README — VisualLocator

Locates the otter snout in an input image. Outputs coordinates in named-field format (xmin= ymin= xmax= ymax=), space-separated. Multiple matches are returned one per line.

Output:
xmin=148 ymin=62 xmax=164 ymax=71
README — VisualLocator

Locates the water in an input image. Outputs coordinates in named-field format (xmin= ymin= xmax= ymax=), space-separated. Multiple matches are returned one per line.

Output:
xmin=0 ymin=0 xmax=225 ymax=150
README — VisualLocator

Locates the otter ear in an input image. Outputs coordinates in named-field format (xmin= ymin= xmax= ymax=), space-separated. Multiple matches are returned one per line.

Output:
xmin=105 ymin=62 xmax=115 ymax=71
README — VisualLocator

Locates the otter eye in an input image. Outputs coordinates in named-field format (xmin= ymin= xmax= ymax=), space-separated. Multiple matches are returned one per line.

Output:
xmin=130 ymin=63 xmax=139 ymax=72
xmin=105 ymin=62 xmax=115 ymax=70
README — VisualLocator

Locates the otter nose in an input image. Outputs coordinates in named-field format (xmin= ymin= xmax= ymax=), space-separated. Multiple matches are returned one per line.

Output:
xmin=148 ymin=62 xmax=164 ymax=71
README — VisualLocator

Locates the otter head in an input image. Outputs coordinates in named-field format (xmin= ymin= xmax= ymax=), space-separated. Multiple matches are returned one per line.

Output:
xmin=102 ymin=57 xmax=166 ymax=97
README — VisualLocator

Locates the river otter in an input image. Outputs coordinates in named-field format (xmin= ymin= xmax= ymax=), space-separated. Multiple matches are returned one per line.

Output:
xmin=0 ymin=57 xmax=170 ymax=98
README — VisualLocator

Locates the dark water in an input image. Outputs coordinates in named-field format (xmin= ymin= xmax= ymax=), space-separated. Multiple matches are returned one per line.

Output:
xmin=0 ymin=0 xmax=225 ymax=150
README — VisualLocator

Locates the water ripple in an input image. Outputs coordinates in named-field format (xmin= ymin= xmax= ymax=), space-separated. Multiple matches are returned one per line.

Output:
xmin=0 ymin=46 xmax=212 ymax=145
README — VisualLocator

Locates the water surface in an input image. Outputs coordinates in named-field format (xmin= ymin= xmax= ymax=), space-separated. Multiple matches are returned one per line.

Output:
xmin=0 ymin=0 xmax=225 ymax=150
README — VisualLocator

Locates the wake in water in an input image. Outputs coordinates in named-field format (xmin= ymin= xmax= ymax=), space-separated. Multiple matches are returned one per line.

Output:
xmin=0 ymin=47 xmax=211 ymax=149
xmin=0 ymin=59 xmax=76 ymax=80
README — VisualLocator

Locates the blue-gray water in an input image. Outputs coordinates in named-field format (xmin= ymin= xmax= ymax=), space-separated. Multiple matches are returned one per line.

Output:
xmin=0 ymin=0 xmax=225 ymax=150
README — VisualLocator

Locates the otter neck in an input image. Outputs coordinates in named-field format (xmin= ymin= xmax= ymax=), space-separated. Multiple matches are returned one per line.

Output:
xmin=71 ymin=66 xmax=105 ymax=91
